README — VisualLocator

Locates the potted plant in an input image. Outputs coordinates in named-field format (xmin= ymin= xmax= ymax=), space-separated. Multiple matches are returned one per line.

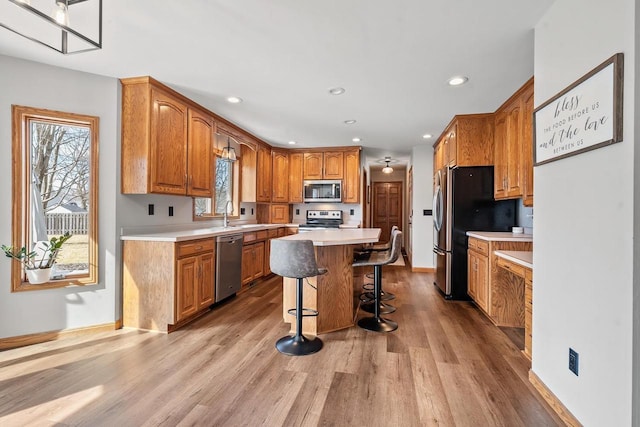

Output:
xmin=2 ymin=232 xmax=72 ymax=284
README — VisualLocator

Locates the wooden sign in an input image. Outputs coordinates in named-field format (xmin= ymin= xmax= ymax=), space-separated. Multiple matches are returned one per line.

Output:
xmin=534 ymin=53 xmax=624 ymax=166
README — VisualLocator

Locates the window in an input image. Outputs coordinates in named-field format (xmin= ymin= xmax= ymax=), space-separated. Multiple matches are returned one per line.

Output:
xmin=194 ymin=134 xmax=241 ymax=219
xmin=10 ymin=106 xmax=99 ymax=291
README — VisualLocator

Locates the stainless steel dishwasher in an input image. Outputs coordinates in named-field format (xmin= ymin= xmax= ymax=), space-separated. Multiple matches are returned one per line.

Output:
xmin=215 ymin=233 xmax=243 ymax=302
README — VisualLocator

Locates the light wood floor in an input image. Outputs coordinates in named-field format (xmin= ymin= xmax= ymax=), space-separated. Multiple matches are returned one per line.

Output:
xmin=0 ymin=260 xmax=563 ymax=426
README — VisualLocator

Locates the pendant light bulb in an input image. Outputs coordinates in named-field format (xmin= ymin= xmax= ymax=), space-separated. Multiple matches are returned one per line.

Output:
xmin=222 ymin=136 xmax=236 ymax=162
xmin=382 ymin=160 xmax=393 ymax=174
xmin=52 ymin=0 xmax=69 ymax=26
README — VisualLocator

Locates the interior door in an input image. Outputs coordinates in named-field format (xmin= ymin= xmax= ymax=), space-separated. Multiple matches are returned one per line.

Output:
xmin=372 ymin=181 xmax=402 ymax=243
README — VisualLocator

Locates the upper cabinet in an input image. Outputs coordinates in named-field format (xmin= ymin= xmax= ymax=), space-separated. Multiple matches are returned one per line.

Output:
xmin=121 ymin=77 xmax=214 ymax=196
xmin=433 ymin=114 xmax=494 ymax=172
xmin=303 ymin=151 xmax=344 ymax=179
xmin=271 ymin=149 xmax=289 ymax=203
xmin=342 ymin=149 xmax=360 ymax=204
xmin=494 ymin=78 xmax=534 ymax=203
xmin=288 ymin=152 xmax=304 ymax=203
xmin=256 ymin=145 xmax=272 ymax=203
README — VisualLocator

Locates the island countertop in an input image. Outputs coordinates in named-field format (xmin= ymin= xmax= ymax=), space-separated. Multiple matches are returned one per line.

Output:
xmin=466 ymin=231 xmax=533 ymax=242
xmin=277 ymin=228 xmax=381 ymax=246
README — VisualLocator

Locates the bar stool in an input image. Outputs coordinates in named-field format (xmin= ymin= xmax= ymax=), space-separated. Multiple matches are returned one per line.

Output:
xmin=356 ymin=225 xmax=398 ymax=310
xmin=353 ymin=229 xmax=403 ymax=332
xmin=270 ymin=239 xmax=327 ymax=356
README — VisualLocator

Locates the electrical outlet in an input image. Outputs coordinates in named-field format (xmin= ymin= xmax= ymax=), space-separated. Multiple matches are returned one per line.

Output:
xmin=168 ymin=206 xmax=174 ymax=217
xmin=240 ymin=207 xmax=245 ymax=215
xmin=295 ymin=209 xmax=300 ymax=215
xmin=350 ymin=209 xmax=355 ymax=215
xmin=569 ymin=348 xmax=579 ymax=376
xmin=251 ymin=208 xmax=254 ymax=215
xmin=148 ymin=204 xmax=154 ymax=215
xmin=423 ymin=209 xmax=432 ymax=216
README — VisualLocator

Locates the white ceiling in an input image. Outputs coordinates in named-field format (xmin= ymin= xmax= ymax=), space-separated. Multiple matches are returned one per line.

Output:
xmin=0 ymin=0 xmax=555 ymax=166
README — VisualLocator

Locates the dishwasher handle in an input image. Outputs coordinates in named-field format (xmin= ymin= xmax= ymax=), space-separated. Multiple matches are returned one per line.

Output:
xmin=216 ymin=234 xmax=243 ymax=243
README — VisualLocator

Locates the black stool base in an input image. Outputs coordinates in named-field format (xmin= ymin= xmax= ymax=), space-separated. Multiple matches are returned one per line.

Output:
xmin=361 ymin=301 xmax=396 ymax=314
xmin=276 ymin=334 xmax=323 ymax=356
xmin=358 ymin=316 xmax=398 ymax=332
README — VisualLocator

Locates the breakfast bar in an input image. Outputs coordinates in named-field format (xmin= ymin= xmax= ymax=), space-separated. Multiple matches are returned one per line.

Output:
xmin=276 ymin=228 xmax=381 ymax=335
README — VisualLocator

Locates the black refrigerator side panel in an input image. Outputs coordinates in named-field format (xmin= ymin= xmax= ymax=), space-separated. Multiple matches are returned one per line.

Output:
xmin=450 ymin=243 xmax=470 ymax=300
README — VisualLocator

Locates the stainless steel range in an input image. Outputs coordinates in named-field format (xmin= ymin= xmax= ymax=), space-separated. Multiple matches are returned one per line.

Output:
xmin=298 ymin=210 xmax=343 ymax=231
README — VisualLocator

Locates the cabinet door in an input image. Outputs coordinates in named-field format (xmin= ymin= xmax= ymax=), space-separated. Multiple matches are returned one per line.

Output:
xmin=198 ymin=252 xmax=215 ymax=309
xmin=270 ymin=204 xmax=290 ymax=224
xmin=343 ymin=150 xmax=360 ymax=203
xmin=257 ymin=145 xmax=272 ymax=202
xmin=150 ymin=89 xmax=188 ymax=195
xmin=288 ymin=152 xmax=304 ymax=203
xmin=176 ymin=256 xmax=198 ymax=322
xmin=252 ymin=242 xmax=265 ymax=280
xmin=187 ymin=108 xmax=215 ymax=197
xmin=467 ymin=250 xmax=478 ymax=300
xmin=447 ymin=123 xmax=458 ymax=167
xmin=494 ymin=112 xmax=508 ymax=199
xmin=242 ymin=244 xmax=254 ymax=285
xmin=240 ymin=144 xmax=257 ymax=202
xmin=521 ymin=83 xmax=534 ymax=206
xmin=323 ymin=152 xmax=344 ymax=179
xmin=271 ymin=150 xmax=289 ymax=202
xmin=475 ymin=252 xmax=489 ymax=312
xmin=303 ymin=152 xmax=323 ymax=179
xmin=506 ymin=99 xmax=523 ymax=198
xmin=264 ymin=238 xmax=272 ymax=276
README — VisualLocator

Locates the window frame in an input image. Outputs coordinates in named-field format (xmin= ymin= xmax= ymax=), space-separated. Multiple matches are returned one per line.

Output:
xmin=10 ymin=105 xmax=99 ymax=292
xmin=193 ymin=153 xmax=241 ymax=221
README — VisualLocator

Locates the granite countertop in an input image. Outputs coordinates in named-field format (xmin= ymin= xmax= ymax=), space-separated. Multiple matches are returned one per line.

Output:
xmin=278 ymin=228 xmax=380 ymax=246
xmin=121 ymin=223 xmax=298 ymax=242
xmin=494 ymin=250 xmax=533 ymax=269
xmin=466 ymin=231 xmax=533 ymax=242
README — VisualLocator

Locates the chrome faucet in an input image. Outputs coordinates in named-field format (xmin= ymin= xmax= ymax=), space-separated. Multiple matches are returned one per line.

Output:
xmin=223 ymin=200 xmax=232 ymax=228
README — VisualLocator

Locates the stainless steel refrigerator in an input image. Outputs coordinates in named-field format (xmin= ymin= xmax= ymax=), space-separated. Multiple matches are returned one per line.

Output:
xmin=433 ymin=166 xmax=517 ymax=300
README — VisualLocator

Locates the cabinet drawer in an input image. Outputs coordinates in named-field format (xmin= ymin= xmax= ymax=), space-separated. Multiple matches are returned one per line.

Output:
xmin=267 ymin=228 xmax=278 ymax=238
xmin=468 ymin=237 xmax=489 ymax=256
xmin=176 ymin=239 xmax=214 ymax=258
xmin=244 ymin=232 xmax=257 ymax=243
xmin=256 ymin=230 xmax=268 ymax=241
xmin=277 ymin=227 xmax=286 ymax=237
xmin=496 ymin=257 xmax=526 ymax=278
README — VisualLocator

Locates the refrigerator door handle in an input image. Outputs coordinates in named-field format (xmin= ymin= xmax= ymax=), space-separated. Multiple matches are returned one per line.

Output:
xmin=433 ymin=189 xmax=440 ymax=231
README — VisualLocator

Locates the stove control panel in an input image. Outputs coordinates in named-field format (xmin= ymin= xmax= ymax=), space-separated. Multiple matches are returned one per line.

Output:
xmin=306 ymin=210 xmax=342 ymax=219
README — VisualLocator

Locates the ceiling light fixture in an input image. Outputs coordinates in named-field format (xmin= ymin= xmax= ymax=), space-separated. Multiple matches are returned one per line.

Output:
xmin=0 ymin=0 xmax=102 ymax=54
xmin=328 ymin=87 xmax=346 ymax=95
xmin=381 ymin=157 xmax=394 ymax=174
xmin=344 ymin=119 xmax=357 ymax=125
xmin=352 ymin=137 xmax=361 ymax=142
xmin=448 ymin=76 xmax=469 ymax=86
xmin=288 ymin=141 xmax=297 ymax=145
xmin=226 ymin=96 xmax=243 ymax=104
xmin=221 ymin=135 xmax=237 ymax=162
xmin=422 ymin=134 xmax=433 ymax=139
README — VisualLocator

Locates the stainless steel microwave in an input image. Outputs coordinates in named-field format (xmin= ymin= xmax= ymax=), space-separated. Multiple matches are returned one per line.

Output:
xmin=303 ymin=180 xmax=342 ymax=203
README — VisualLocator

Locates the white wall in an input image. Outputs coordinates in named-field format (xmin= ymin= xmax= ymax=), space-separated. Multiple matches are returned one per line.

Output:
xmin=0 ymin=55 xmax=119 ymax=338
xmin=533 ymin=0 xmax=636 ymax=425
xmin=410 ymin=145 xmax=434 ymax=269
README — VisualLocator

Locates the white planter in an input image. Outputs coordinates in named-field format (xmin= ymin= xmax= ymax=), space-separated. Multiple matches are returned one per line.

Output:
xmin=26 ymin=268 xmax=51 ymax=284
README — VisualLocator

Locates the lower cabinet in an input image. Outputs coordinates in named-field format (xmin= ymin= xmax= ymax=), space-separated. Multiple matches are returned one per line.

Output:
xmin=123 ymin=237 xmax=215 ymax=332
xmin=524 ymin=269 xmax=533 ymax=359
xmin=467 ymin=248 xmax=489 ymax=313
xmin=242 ymin=230 xmax=267 ymax=286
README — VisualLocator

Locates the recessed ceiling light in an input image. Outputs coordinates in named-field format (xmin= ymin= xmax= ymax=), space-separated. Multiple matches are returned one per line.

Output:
xmin=288 ymin=140 xmax=297 ymax=145
xmin=328 ymin=87 xmax=346 ymax=95
xmin=422 ymin=134 xmax=433 ymax=139
xmin=226 ymin=96 xmax=243 ymax=103
xmin=344 ymin=119 xmax=357 ymax=125
xmin=352 ymin=137 xmax=361 ymax=142
xmin=448 ymin=76 xmax=469 ymax=86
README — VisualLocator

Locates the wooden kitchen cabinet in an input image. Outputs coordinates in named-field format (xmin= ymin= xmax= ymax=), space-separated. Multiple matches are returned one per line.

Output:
xmin=494 ymin=78 xmax=534 ymax=202
xmin=442 ymin=114 xmax=494 ymax=168
xmin=303 ymin=151 xmax=344 ymax=179
xmin=271 ymin=150 xmax=289 ymax=202
xmin=240 ymin=143 xmax=257 ymax=202
xmin=288 ymin=152 xmax=304 ymax=203
xmin=256 ymin=203 xmax=290 ymax=224
xmin=467 ymin=237 xmax=532 ymax=326
xmin=467 ymin=238 xmax=489 ymax=313
xmin=256 ymin=145 xmax=272 ymax=202
xmin=242 ymin=231 xmax=266 ymax=286
xmin=342 ymin=149 xmax=360 ymax=203
xmin=263 ymin=228 xmax=285 ymax=276
xmin=121 ymin=77 xmax=214 ymax=197
xmin=122 ymin=237 xmax=215 ymax=332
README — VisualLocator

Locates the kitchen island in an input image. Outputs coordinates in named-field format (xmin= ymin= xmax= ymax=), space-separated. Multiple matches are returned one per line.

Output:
xmin=276 ymin=228 xmax=381 ymax=335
